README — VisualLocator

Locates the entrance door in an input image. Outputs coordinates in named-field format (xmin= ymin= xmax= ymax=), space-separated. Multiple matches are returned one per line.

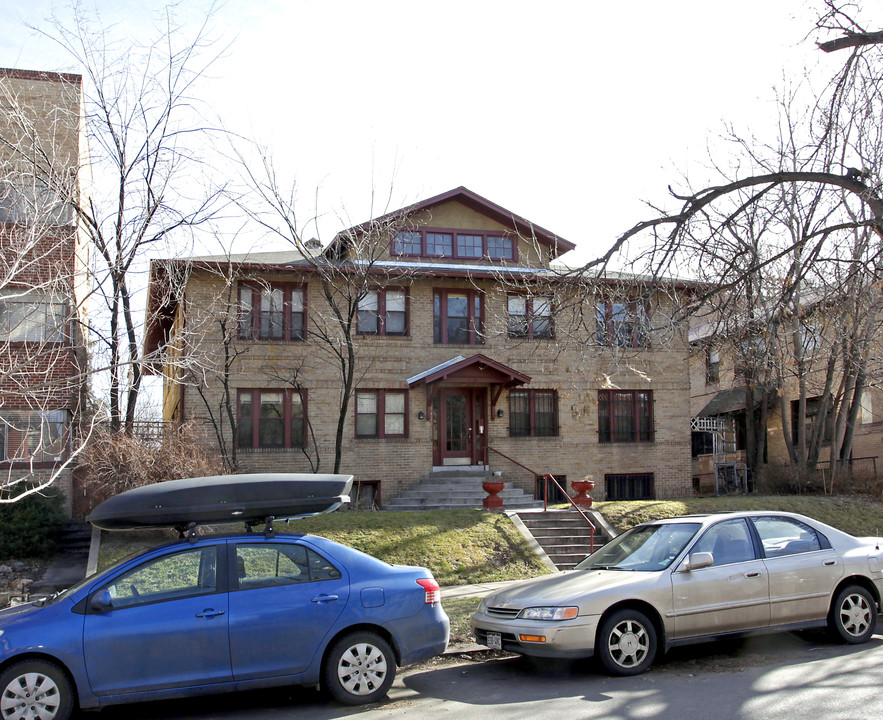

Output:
xmin=438 ymin=388 xmax=486 ymax=465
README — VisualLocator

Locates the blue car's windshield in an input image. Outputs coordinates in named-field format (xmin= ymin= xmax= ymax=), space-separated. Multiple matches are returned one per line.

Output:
xmin=575 ymin=523 xmax=701 ymax=572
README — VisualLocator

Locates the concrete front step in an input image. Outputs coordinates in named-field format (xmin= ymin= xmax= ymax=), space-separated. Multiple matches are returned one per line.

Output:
xmin=513 ymin=509 xmax=612 ymax=570
xmin=58 ymin=522 xmax=92 ymax=555
xmin=531 ymin=536 xmax=602 ymax=549
xmin=388 ymin=500 xmax=544 ymax=511
xmin=518 ymin=516 xmax=597 ymax=528
xmin=391 ymin=486 xmax=524 ymax=498
xmin=386 ymin=471 xmax=543 ymax=511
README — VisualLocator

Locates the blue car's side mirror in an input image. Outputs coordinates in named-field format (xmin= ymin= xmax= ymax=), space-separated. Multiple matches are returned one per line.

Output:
xmin=89 ymin=590 xmax=114 ymax=613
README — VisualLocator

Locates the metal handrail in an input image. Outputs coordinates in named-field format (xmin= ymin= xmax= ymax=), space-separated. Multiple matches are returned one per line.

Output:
xmin=487 ymin=446 xmax=596 ymax=553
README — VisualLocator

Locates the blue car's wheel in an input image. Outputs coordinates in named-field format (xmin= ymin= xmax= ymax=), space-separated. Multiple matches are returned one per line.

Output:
xmin=0 ymin=660 xmax=74 ymax=720
xmin=323 ymin=631 xmax=396 ymax=705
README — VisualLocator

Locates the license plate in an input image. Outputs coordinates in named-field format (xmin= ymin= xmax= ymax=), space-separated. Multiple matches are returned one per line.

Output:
xmin=486 ymin=632 xmax=502 ymax=650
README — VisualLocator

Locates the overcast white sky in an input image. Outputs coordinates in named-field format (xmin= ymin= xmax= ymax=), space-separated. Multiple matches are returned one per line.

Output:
xmin=1 ymin=0 xmax=840 ymax=266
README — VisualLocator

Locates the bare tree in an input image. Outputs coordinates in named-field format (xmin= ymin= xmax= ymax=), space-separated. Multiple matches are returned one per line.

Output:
xmin=581 ymin=2 xmax=883 ymax=485
xmin=237 ymin=164 xmax=421 ymax=472
xmin=29 ymin=2 xmax=227 ymax=433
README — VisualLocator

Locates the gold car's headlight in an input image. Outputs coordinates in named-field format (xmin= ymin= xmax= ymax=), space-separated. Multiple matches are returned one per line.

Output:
xmin=518 ymin=606 xmax=579 ymax=621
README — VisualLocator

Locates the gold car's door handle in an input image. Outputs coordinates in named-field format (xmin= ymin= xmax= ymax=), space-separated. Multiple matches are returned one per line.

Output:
xmin=745 ymin=571 xmax=762 ymax=578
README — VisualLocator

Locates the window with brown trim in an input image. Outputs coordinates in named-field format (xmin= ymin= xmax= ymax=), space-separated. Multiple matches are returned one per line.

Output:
xmin=238 ymin=283 xmax=306 ymax=341
xmin=392 ymin=228 xmax=516 ymax=262
xmin=357 ymin=288 xmax=408 ymax=336
xmin=509 ymin=389 xmax=559 ymax=437
xmin=598 ymin=390 xmax=654 ymax=443
xmin=355 ymin=389 xmax=408 ymax=438
xmin=237 ymin=389 xmax=306 ymax=448
xmin=605 ymin=473 xmax=655 ymax=500
xmin=595 ymin=300 xmax=649 ymax=347
xmin=433 ymin=289 xmax=484 ymax=345
xmin=508 ymin=295 xmax=553 ymax=339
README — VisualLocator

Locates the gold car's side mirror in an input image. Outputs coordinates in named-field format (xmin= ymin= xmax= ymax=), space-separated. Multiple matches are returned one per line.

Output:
xmin=681 ymin=552 xmax=714 ymax=572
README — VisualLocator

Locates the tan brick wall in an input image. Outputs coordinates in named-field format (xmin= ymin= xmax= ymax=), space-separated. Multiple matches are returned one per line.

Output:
xmin=169 ymin=264 xmax=695 ymax=505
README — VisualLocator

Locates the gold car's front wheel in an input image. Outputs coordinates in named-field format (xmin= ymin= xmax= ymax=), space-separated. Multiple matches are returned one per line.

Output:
xmin=597 ymin=609 xmax=657 ymax=676
xmin=829 ymin=585 xmax=877 ymax=644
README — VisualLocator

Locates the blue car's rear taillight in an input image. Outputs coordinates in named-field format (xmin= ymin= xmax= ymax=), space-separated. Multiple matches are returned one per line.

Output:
xmin=416 ymin=578 xmax=440 ymax=604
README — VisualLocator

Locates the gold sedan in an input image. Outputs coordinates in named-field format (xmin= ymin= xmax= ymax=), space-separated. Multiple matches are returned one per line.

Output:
xmin=471 ymin=511 xmax=882 ymax=675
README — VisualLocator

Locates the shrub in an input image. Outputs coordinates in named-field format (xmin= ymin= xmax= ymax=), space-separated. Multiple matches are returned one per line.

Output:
xmin=0 ymin=489 xmax=66 ymax=558
xmin=79 ymin=420 xmax=225 ymax=511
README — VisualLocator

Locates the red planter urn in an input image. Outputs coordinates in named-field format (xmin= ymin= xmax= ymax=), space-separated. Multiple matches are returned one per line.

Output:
xmin=571 ymin=476 xmax=595 ymax=508
xmin=482 ymin=479 xmax=505 ymax=511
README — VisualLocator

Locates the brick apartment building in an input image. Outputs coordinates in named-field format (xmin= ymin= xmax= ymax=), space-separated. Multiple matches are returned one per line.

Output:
xmin=144 ymin=187 xmax=694 ymax=505
xmin=690 ymin=322 xmax=883 ymax=495
xmin=0 ymin=68 xmax=90 ymax=511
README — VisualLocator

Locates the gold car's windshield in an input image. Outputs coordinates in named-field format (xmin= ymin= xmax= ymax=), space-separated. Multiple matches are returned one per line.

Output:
xmin=576 ymin=523 xmax=701 ymax=572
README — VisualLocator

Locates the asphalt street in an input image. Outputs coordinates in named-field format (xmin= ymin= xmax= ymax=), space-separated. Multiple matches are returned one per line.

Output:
xmin=91 ymin=630 xmax=883 ymax=720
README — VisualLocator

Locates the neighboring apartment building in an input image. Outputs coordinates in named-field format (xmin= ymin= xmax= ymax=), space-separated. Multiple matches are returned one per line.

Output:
xmin=0 ymin=68 xmax=90 ymax=510
xmin=144 ymin=187 xmax=694 ymax=504
xmin=689 ymin=321 xmax=883 ymax=494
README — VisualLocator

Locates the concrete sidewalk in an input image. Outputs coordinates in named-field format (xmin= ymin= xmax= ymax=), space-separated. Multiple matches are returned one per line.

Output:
xmin=440 ymin=579 xmax=524 ymax=600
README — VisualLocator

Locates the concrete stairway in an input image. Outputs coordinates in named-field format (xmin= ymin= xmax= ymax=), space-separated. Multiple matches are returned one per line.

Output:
xmin=385 ymin=470 xmax=544 ymax=511
xmin=514 ymin=509 xmax=611 ymax=570
xmin=27 ymin=522 xmax=91 ymax=598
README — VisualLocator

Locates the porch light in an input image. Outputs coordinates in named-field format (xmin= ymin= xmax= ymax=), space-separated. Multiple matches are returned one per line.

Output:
xmin=417 ymin=411 xmax=425 ymax=420
xmin=496 ymin=409 xmax=504 ymax=418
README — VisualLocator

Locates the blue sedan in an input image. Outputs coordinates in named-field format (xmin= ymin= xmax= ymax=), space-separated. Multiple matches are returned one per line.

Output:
xmin=0 ymin=533 xmax=449 ymax=719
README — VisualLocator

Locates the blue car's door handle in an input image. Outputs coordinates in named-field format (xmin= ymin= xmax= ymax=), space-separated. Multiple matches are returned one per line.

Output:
xmin=311 ymin=594 xmax=339 ymax=604
xmin=195 ymin=608 xmax=225 ymax=618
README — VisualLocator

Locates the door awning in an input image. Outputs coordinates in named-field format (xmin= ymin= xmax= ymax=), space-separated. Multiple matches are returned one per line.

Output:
xmin=697 ymin=386 xmax=777 ymax=417
xmin=407 ymin=354 xmax=530 ymax=388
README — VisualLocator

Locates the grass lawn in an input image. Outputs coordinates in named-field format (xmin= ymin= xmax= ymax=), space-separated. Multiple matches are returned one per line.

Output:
xmin=96 ymin=495 xmax=883 ymax=645
xmin=591 ymin=494 xmax=883 ymax=535
xmin=97 ymin=509 xmax=550 ymax=587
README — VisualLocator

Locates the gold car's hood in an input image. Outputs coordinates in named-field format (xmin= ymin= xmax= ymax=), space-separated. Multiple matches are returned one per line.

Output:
xmin=484 ymin=568 xmax=657 ymax=609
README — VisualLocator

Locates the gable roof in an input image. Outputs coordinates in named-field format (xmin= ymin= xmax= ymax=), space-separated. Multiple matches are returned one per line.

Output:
xmin=407 ymin=354 xmax=531 ymax=388
xmin=330 ymin=186 xmax=575 ymax=258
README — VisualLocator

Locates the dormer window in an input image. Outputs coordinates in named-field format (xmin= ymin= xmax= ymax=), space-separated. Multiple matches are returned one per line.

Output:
xmin=392 ymin=228 xmax=517 ymax=262
xmin=456 ymin=234 xmax=483 ymax=258
xmin=487 ymin=235 xmax=514 ymax=260
xmin=392 ymin=231 xmax=421 ymax=255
